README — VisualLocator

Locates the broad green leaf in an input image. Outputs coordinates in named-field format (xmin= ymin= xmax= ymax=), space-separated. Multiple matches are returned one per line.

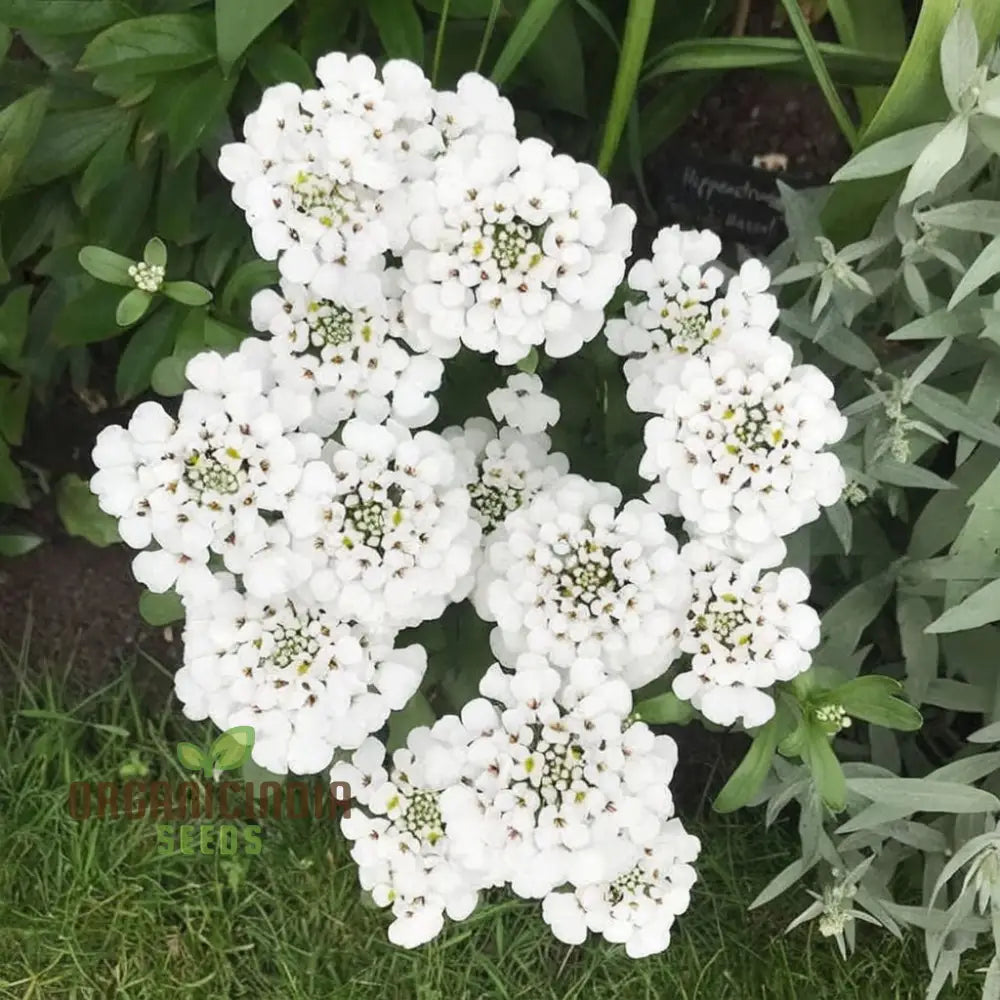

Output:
xmin=116 ymin=303 xmax=180 ymax=402
xmin=17 ymin=106 xmax=126 ymax=187
xmin=898 ymin=594 xmax=938 ymax=705
xmin=150 ymin=356 xmax=187 ymax=396
xmin=78 ymin=245 xmax=134 ymax=286
xmin=846 ymin=777 xmax=1000 ymax=814
xmin=801 ymin=722 xmax=846 ymax=811
xmin=163 ymin=64 xmax=237 ymax=165
xmin=162 ymin=280 xmax=212 ymax=307
xmin=597 ymin=0 xmax=653 ymax=174
xmin=212 ymin=726 xmax=256 ymax=771
xmin=0 ymin=0 xmax=127 ymax=33
xmin=203 ymin=316 xmax=243 ymax=352
xmin=247 ymin=40 xmax=315 ymax=90
xmin=220 ymin=259 xmax=279 ymax=317
xmin=928 ymin=578 xmax=1000 ymax=633
xmin=0 ymin=375 xmax=29 ymax=445
xmin=56 ymin=473 xmax=119 ymax=546
xmin=910 ymin=384 xmax=1000 ymax=448
xmin=0 ymin=531 xmax=42 ymax=557
xmin=176 ymin=740 xmax=209 ymax=773
xmin=899 ymin=115 xmax=968 ymax=205
xmin=969 ymin=721 xmax=1000 ymax=743
xmin=0 ymin=285 xmax=31 ymax=368
xmin=813 ymin=569 xmax=896 ymax=667
xmin=713 ymin=716 xmax=781 ymax=813
xmin=835 ymin=680 xmax=923 ymax=731
xmin=919 ymin=200 xmax=1000 ymax=236
xmin=215 ymin=0 xmax=292 ymax=72
xmin=387 ymin=690 xmax=436 ymax=752
xmin=929 ymin=751 xmax=1000 ymax=786
xmin=959 ymin=357 xmax=1000 ymax=464
xmin=0 ymin=87 xmax=51 ymax=200
xmin=825 ymin=500 xmax=853 ymax=554
xmin=949 ymin=235 xmax=1000 ymax=308
xmin=634 ymin=691 xmax=693 ymax=725
xmin=521 ymin=0 xmax=585 ymax=116
xmin=368 ymin=0 xmax=424 ymax=63
xmin=143 ymin=237 xmax=166 ymax=269
xmin=868 ymin=460 xmax=955 ymax=491
xmin=53 ymin=283 xmax=124 ymax=346
xmin=939 ymin=5 xmax=980 ymax=112
xmin=887 ymin=300 xmax=988 ymax=340
xmin=115 ymin=288 xmax=152 ymax=326
xmin=491 ymin=0 xmax=561 ymax=85
xmin=138 ymin=588 xmax=183 ymax=626
xmin=78 ymin=14 xmax=215 ymax=74
xmin=925 ymin=677 xmax=990 ymax=711
xmin=76 ymin=118 xmax=134 ymax=208
xmin=643 ymin=37 xmax=899 ymax=84
xmin=0 ymin=439 xmax=26 ymax=507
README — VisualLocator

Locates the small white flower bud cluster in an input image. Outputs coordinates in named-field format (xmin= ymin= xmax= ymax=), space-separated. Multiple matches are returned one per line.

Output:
xmin=129 ymin=261 xmax=165 ymax=292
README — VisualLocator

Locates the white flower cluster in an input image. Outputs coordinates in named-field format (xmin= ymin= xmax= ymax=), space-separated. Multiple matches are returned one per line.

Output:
xmin=333 ymin=656 xmax=700 ymax=955
xmin=89 ymin=46 xmax=849 ymax=958
xmin=603 ymin=225 xmax=845 ymax=726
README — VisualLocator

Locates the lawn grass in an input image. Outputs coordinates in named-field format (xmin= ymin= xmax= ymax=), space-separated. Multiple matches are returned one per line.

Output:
xmin=0 ymin=650 xmax=982 ymax=1000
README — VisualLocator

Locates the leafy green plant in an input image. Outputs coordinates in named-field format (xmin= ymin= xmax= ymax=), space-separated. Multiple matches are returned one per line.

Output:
xmin=177 ymin=725 xmax=255 ymax=780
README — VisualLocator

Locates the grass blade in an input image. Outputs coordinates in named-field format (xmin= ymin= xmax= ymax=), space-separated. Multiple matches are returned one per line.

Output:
xmin=490 ymin=0 xmax=561 ymax=85
xmin=778 ymin=0 xmax=857 ymax=147
xmin=597 ymin=0 xmax=655 ymax=176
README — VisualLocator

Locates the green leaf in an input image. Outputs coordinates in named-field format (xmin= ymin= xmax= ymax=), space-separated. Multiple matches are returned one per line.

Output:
xmin=0 ymin=438 xmax=27 ymax=507
xmin=247 ymin=40 xmax=315 ymax=90
xmin=387 ymin=691 xmax=436 ymax=752
xmin=220 ymin=259 xmax=278 ymax=317
xmin=368 ymin=0 xmax=424 ymax=63
xmin=0 ymin=0 xmax=127 ymax=33
xmin=846 ymin=777 xmax=1000 ymax=814
xmin=0 ymin=87 xmax=51 ymax=200
xmin=416 ymin=0 xmax=492 ymax=13
xmin=78 ymin=14 xmax=215 ymax=74
xmin=0 ymin=285 xmax=31 ymax=368
xmin=813 ymin=569 xmax=897 ymax=667
xmin=163 ymin=64 xmax=237 ymax=166
xmin=212 ymin=726 xmax=256 ymax=772
xmin=56 ymin=473 xmax=119 ymax=546
xmin=78 ymin=245 xmax=134 ymax=286
xmin=634 ymin=691 xmax=694 ymax=725
xmin=948 ymin=235 xmax=1000 ymax=308
xmin=825 ymin=499 xmax=853 ymax=554
xmin=215 ymin=0 xmax=292 ymax=72
xmin=918 ymin=200 xmax=1000 ymax=236
xmin=143 ymin=237 xmax=166 ymax=269
xmin=868 ymin=460 xmax=955 ymax=490
xmin=202 ymin=316 xmax=243 ymax=352
xmin=898 ymin=594 xmax=938 ymax=705
xmin=0 ymin=375 xmax=29 ymax=446
xmin=491 ymin=0 xmax=561 ymax=85
xmin=939 ymin=5 xmax=980 ymax=112
xmin=643 ymin=37 xmax=899 ymax=84
xmin=162 ymin=280 xmax=212 ymax=307
xmin=115 ymin=288 xmax=152 ymax=327
xmin=76 ymin=118 xmax=134 ymax=208
xmin=150 ymin=355 xmax=188 ymax=397
xmin=831 ymin=122 xmax=944 ymax=182
xmin=53 ymin=282 xmax=125 ymax=346
xmin=959 ymin=358 xmax=1000 ymax=465
xmin=801 ymin=722 xmax=846 ymax=811
xmin=597 ymin=0 xmax=653 ymax=174
xmin=17 ymin=106 xmax=127 ymax=188
xmin=928 ymin=578 xmax=1000 ymax=633
xmin=116 ymin=302 xmax=180 ymax=402
xmin=899 ymin=114 xmax=968 ymax=205
xmin=778 ymin=0 xmax=856 ymax=147
xmin=713 ymin=716 xmax=782 ymax=813
xmin=910 ymin=384 xmax=1000 ymax=448
xmin=176 ymin=741 xmax=208 ymax=773
xmin=0 ymin=531 xmax=42 ymax=557
xmin=138 ymin=588 xmax=183 ymax=626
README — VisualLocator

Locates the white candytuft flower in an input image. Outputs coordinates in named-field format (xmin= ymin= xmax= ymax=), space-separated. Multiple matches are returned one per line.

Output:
xmin=473 ymin=474 xmax=689 ymax=688
xmin=331 ymin=718 xmax=494 ymax=948
xmin=440 ymin=656 xmax=694 ymax=902
xmin=251 ymin=278 xmax=443 ymax=435
xmin=638 ymin=334 xmax=847 ymax=551
xmin=286 ymin=419 xmax=481 ymax=631
xmin=670 ymin=540 xmax=821 ymax=728
xmin=444 ymin=416 xmax=569 ymax=534
xmin=605 ymin=225 xmax=779 ymax=413
xmin=486 ymin=372 xmax=560 ymax=434
xmin=175 ymin=577 xmax=426 ymax=774
xmin=541 ymin=817 xmax=701 ymax=957
xmin=400 ymin=134 xmax=636 ymax=364
xmin=129 ymin=261 xmax=165 ymax=293
xmin=90 ymin=347 xmax=321 ymax=603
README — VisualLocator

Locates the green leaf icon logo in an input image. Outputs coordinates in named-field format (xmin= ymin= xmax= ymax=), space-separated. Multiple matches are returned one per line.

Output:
xmin=211 ymin=726 xmax=255 ymax=773
xmin=177 ymin=741 xmax=211 ymax=778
